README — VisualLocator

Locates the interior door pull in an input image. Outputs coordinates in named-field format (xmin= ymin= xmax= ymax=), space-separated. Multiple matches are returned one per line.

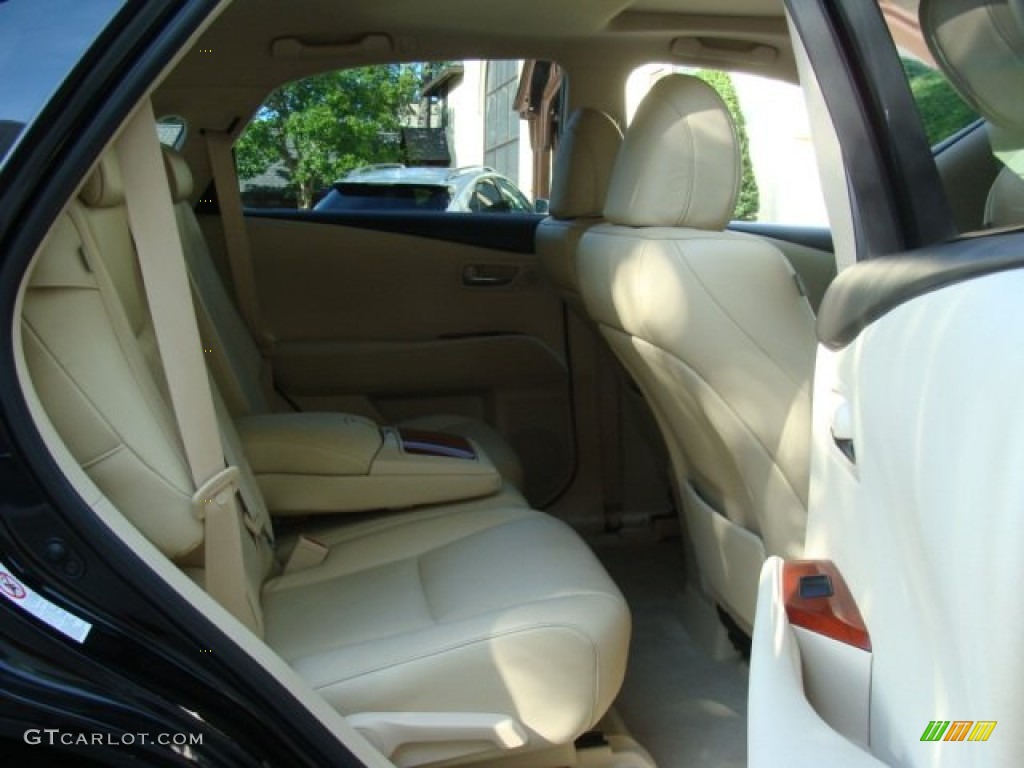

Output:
xmin=831 ymin=399 xmax=856 ymax=463
xmin=462 ymin=264 xmax=518 ymax=287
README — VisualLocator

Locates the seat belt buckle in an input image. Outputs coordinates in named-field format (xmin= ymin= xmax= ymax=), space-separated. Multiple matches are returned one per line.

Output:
xmin=191 ymin=466 xmax=242 ymax=521
xmin=282 ymin=535 xmax=329 ymax=575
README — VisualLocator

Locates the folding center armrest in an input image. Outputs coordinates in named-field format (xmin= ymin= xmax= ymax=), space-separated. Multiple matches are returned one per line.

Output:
xmin=236 ymin=413 xmax=502 ymax=515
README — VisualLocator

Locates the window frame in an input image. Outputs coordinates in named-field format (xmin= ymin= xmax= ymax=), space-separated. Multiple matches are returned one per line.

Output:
xmin=784 ymin=0 xmax=956 ymax=259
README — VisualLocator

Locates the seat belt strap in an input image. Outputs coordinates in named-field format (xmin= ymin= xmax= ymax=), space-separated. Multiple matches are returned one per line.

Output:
xmin=116 ymin=100 xmax=263 ymax=633
xmin=205 ymin=131 xmax=272 ymax=356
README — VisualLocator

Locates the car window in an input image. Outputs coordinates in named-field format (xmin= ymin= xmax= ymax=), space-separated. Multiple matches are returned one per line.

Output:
xmin=469 ymin=179 xmax=508 ymax=213
xmin=315 ymin=182 xmax=451 ymax=212
xmin=236 ymin=60 xmax=552 ymax=212
xmin=626 ymin=65 xmax=829 ymax=227
xmin=157 ymin=116 xmax=187 ymax=149
xmin=0 ymin=0 xmax=126 ymax=164
xmin=496 ymin=177 xmax=534 ymax=212
xmin=898 ymin=56 xmax=979 ymax=146
xmin=875 ymin=4 xmax=981 ymax=148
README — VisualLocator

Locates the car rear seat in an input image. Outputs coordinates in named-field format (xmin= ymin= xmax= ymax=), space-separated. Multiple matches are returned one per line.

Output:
xmin=160 ymin=146 xmax=525 ymax=490
xmin=984 ymin=166 xmax=1024 ymax=228
xmin=20 ymin=149 xmax=630 ymax=766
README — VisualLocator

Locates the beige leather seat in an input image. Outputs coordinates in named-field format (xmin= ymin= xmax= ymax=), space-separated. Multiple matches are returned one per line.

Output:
xmin=984 ymin=166 xmax=1024 ymax=227
xmin=21 ymin=151 xmax=630 ymax=766
xmin=577 ymin=74 xmax=817 ymax=630
xmin=536 ymin=108 xmax=622 ymax=316
xmin=921 ymin=0 xmax=1024 ymax=229
xmin=161 ymin=146 xmax=524 ymax=489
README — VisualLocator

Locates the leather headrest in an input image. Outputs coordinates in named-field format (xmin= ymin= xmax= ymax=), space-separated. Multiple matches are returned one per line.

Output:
xmin=161 ymin=145 xmax=194 ymax=202
xmin=984 ymin=165 xmax=1024 ymax=225
xmin=603 ymin=74 xmax=739 ymax=230
xmin=548 ymin=109 xmax=623 ymax=219
xmin=79 ymin=152 xmax=125 ymax=208
xmin=922 ymin=0 xmax=1024 ymax=168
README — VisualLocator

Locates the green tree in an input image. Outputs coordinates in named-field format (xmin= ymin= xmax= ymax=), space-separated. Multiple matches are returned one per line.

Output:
xmin=696 ymin=70 xmax=760 ymax=221
xmin=900 ymin=57 xmax=978 ymax=146
xmin=236 ymin=65 xmax=421 ymax=208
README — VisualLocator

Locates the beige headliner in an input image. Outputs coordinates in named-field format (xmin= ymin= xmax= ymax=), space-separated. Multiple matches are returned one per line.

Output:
xmin=156 ymin=0 xmax=793 ymax=151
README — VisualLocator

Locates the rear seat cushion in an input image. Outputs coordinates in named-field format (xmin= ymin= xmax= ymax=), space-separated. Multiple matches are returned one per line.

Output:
xmin=263 ymin=503 xmax=630 ymax=747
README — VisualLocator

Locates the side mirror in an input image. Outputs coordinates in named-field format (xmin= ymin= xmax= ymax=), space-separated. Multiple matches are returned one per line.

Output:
xmin=533 ymin=198 xmax=550 ymax=215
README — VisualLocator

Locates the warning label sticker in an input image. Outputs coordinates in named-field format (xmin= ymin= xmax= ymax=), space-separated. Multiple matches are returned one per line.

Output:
xmin=0 ymin=561 xmax=91 ymax=644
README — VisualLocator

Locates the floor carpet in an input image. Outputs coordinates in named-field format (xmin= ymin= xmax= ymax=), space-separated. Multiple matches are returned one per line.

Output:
xmin=593 ymin=536 xmax=749 ymax=768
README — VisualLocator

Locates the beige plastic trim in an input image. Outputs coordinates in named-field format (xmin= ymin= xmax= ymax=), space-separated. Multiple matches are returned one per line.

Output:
xmin=670 ymin=37 xmax=778 ymax=66
xmin=270 ymin=34 xmax=393 ymax=60
xmin=748 ymin=557 xmax=885 ymax=767
xmin=792 ymin=626 xmax=871 ymax=748
xmin=680 ymin=483 xmax=765 ymax=632
xmin=273 ymin=336 xmax=567 ymax=397
xmin=348 ymin=712 xmax=527 ymax=768
xmin=786 ymin=10 xmax=856 ymax=271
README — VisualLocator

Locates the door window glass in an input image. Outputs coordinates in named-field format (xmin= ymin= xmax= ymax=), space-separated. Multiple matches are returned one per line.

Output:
xmin=0 ymin=0 xmax=126 ymax=164
xmin=469 ymin=179 xmax=506 ymax=212
xmin=496 ymin=178 xmax=533 ymax=212
xmin=157 ymin=116 xmax=187 ymax=149
xmin=235 ymin=61 xmax=552 ymax=212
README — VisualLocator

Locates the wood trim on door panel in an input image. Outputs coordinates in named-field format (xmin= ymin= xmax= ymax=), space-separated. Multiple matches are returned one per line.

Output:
xmin=783 ymin=559 xmax=871 ymax=651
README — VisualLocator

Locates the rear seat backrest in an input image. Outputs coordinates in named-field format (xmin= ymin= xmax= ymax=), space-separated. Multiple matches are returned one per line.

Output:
xmin=23 ymin=153 xmax=275 ymax=633
xmin=23 ymin=204 xmax=203 ymax=560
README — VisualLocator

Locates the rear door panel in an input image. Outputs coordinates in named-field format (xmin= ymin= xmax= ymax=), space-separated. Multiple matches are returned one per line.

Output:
xmin=805 ymin=257 xmax=1024 ymax=766
xmin=752 ymin=2 xmax=1022 ymax=764
xmin=239 ymin=213 xmax=573 ymax=505
xmin=753 ymin=239 xmax=1024 ymax=766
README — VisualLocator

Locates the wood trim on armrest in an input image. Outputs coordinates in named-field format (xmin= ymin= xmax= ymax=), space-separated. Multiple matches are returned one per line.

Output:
xmin=399 ymin=429 xmax=477 ymax=461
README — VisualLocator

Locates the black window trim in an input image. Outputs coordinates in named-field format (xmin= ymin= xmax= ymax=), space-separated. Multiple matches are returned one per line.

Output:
xmin=785 ymin=0 xmax=957 ymax=261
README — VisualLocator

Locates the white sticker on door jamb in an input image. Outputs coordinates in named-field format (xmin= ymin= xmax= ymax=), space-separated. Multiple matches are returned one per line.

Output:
xmin=0 ymin=560 xmax=92 ymax=643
